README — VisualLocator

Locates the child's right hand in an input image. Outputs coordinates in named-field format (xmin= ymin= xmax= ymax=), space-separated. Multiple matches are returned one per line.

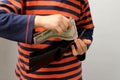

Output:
xmin=34 ymin=14 xmax=71 ymax=34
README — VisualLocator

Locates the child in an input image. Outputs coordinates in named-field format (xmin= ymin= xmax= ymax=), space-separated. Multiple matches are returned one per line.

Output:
xmin=0 ymin=0 xmax=94 ymax=80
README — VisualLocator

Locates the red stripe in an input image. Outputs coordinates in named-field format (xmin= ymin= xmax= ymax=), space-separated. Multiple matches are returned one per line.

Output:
xmin=9 ymin=0 xmax=22 ymax=9
xmin=17 ymin=62 xmax=27 ymax=80
xmin=69 ymin=73 xmax=82 ymax=80
xmin=84 ymin=0 xmax=89 ymax=4
xmin=18 ymin=61 xmax=82 ymax=79
xmin=77 ymin=17 xmax=92 ymax=25
xmin=83 ymin=2 xmax=89 ymax=12
xmin=51 ymin=56 xmax=78 ymax=64
xmin=83 ymin=23 xmax=94 ymax=29
xmin=69 ymin=0 xmax=81 ymax=6
xmin=0 ymin=6 xmax=11 ymax=12
xmin=26 ymin=10 xmax=79 ymax=20
xmin=19 ymin=61 xmax=29 ymax=70
xmin=26 ymin=1 xmax=80 ymax=13
xmin=80 ymin=11 xmax=91 ymax=20
xmin=0 ymin=2 xmax=18 ymax=13
xmin=19 ymin=42 xmax=50 ymax=49
xmin=18 ymin=53 xmax=29 ymax=63
xmin=18 ymin=45 xmax=31 ymax=55
xmin=15 ymin=66 xmax=21 ymax=78
xmin=37 ymin=59 xmax=81 ymax=72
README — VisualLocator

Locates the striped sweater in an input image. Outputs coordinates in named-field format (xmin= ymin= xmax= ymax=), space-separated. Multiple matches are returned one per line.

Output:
xmin=0 ymin=0 xmax=94 ymax=80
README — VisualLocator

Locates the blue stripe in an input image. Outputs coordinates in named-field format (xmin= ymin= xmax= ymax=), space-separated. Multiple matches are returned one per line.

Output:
xmin=18 ymin=41 xmax=60 ymax=51
xmin=80 ymin=20 xmax=93 ymax=28
xmin=15 ymin=70 xmax=20 ymax=77
xmin=0 ymin=0 xmax=21 ymax=13
xmin=0 ymin=4 xmax=14 ymax=12
xmin=19 ymin=58 xmax=29 ymax=66
xmin=55 ymin=0 xmax=81 ymax=9
xmin=18 ymin=51 xmax=80 ymax=68
xmin=18 ymin=50 xmax=29 ymax=58
xmin=26 ymin=0 xmax=81 ymax=10
xmin=84 ymin=5 xmax=90 ymax=12
xmin=15 ymin=65 xmax=21 ymax=78
xmin=26 ymin=6 xmax=80 ymax=17
xmin=27 ymin=63 xmax=81 ymax=75
xmin=18 ymin=63 xmax=82 ymax=80
xmin=82 ymin=14 xmax=91 ymax=20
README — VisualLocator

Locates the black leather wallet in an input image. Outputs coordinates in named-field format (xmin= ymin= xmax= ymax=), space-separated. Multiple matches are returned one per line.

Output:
xmin=24 ymin=29 xmax=86 ymax=73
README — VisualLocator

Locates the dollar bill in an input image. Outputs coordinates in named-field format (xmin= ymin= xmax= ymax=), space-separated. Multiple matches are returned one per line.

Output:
xmin=33 ymin=17 xmax=78 ymax=44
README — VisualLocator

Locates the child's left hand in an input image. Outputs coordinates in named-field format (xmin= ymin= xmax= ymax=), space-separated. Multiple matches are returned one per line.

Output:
xmin=71 ymin=39 xmax=91 ymax=56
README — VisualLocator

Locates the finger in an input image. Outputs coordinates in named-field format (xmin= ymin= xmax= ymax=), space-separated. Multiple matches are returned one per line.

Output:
xmin=74 ymin=39 xmax=86 ymax=55
xmin=74 ymin=39 xmax=83 ymax=51
xmin=63 ymin=17 xmax=71 ymax=28
xmin=59 ymin=21 xmax=67 ymax=31
xmin=55 ymin=26 xmax=63 ymax=34
xmin=83 ymin=39 xmax=92 ymax=44
xmin=62 ymin=19 xmax=68 ymax=30
xmin=77 ymin=39 xmax=87 ymax=53
xmin=71 ymin=45 xmax=78 ymax=56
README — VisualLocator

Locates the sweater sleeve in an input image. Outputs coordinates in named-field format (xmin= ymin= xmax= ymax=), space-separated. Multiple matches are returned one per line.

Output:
xmin=76 ymin=0 xmax=94 ymax=61
xmin=77 ymin=0 xmax=94 ymax=41
xmin=0 ymin=0 xmax=35 ymax=44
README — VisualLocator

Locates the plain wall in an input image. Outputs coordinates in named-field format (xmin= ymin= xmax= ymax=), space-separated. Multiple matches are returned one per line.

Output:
xmin=83 ymin=0 xmax=120 ymax=80
xmin=0 ymin=0 xmax=120 ymax=80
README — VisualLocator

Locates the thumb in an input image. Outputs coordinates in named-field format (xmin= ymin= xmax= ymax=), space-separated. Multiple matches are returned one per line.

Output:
xmin=82 ymin=39 xmax=92 ymax=45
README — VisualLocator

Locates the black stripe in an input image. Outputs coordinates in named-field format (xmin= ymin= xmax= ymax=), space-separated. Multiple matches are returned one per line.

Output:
xmin=84 ymin=6 xmax=90 ymax=14
xmin=55 ymin=0 xmax=81 ymax=10
xmin=13 ymin=5 xmax=21 ymax=14
xmin=80 ymin=20 xmax=93 ymax=27
xmin=18 ymin=41 xmax=60 ymax=51
xmin=63 ymin=70 xmax=82 ymax=80
xmin=31 ymin=63 xmax=81 ymax=75
xmin=1 ymin=0 xmax=22 ymax=13
xmin=18 ymin=50 xmax=80 ymax=71
xmin=15 ymin=65 xmax=22 ymax=78
xmin=18 ymin=50 xmax=29 ymax=58
xmin=0 ymin=1 xmax=15 ymax=12
xmin=18 ymin=53 xmax=80 ymax=71
xmin=15 ymin=70 xmax=20 ymax=77
xmin=16 ymin=63 xmax=32 ymax=80
xmin=26 ymin=6 xmax=80 ymax=17
xmin=19 ymin=58 xmax=29 ymax=66
xmin=83 ymin=1 xmax=89 ymax=9
xmin=18 ymin=43 xmax=39 ymax=51
xmin=0 ymin=5 xmax=15 ymax=12
xmin=19 ymin=64 xmax=82 ymax=80
xmin=10 ymin=0 xmax=22 ymax=13
xmin=82 ymin=14 xmax=91 ymax=20
xmin=26 ymin=0 xmax=81 ymax=10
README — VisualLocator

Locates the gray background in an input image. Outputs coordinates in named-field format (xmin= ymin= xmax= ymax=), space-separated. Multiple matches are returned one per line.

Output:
xmin=0 ymin=0 xmax=120 ymax=80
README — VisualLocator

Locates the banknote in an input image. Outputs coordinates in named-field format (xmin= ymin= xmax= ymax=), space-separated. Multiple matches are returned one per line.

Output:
xmin=33 ymin=17 xmax=78 ymax=44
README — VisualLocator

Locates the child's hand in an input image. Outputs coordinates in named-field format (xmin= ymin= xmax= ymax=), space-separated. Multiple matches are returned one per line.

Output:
xmin=71 ymin=39 xmax=91 ymax=56
xmin=34 ymin=14 xmax=71 ymax=34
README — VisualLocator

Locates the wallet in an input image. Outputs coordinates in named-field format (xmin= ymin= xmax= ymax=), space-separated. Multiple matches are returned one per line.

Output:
xmin=23 ymin=18 xmax=86 ymax=73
